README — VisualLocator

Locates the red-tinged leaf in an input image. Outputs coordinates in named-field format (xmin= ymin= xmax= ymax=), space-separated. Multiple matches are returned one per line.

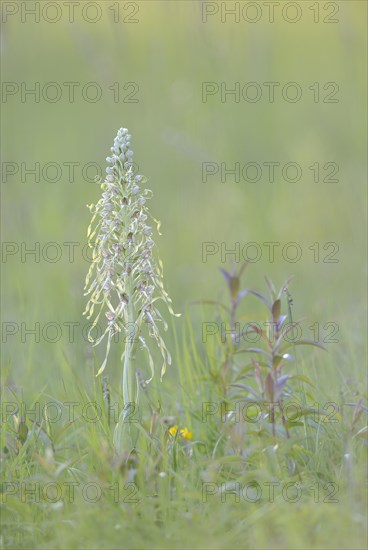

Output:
xmin=219 ymin=268 xmax=240 ymax=303
xmin=243 ymin=325 xmax=272 ymax=349
xmin=265 ymin=373 xmax=274 ymax=402
xmin=247 ymin=324 xmax=262 ymax=335
xmin=230 ymin=276 xmax=240 ymax=302
xmin=272 ymin=299 xmax=281 ymax=323
xmin=219 ymin=268 xmax=232 ymax=284
xmin=239 ymin=362 xmax=269 ymax=375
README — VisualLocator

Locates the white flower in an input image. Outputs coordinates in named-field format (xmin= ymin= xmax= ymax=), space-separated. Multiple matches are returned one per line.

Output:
xmin=84 ymin=128 xmax=179 ymax=393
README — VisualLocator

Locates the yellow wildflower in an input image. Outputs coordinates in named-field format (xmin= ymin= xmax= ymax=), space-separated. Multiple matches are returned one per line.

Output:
xmin=168 ymin=425 xmax=193 ymax=441
xmin=179 ymin=427 xmax=193 ymax=441
xmin=168 ymin=425 xmax=179 ymax=437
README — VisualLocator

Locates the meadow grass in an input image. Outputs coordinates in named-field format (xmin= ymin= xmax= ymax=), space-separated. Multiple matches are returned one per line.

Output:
xmin=1 ymin=268 xmax=367 ymax=549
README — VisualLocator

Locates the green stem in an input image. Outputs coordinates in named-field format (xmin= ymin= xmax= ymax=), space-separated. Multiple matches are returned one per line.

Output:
xmin=122 ymin=340 xmax=136 ymax=415
xmin=114 ymin=253 xmax=139 ymax=451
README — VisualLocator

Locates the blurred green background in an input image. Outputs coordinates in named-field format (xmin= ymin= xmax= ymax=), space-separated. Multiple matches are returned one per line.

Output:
xmin=1 ymin=0 xmax=367 ymax=396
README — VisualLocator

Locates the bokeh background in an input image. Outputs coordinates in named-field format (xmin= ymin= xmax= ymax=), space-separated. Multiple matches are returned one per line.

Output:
xmin=1 ymin=0 xmax=367 ymax=398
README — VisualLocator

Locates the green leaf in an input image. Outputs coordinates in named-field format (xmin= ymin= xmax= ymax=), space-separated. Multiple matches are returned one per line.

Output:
xmin=285 ymin=421 xmax=304 ymax=428
xmin=264 ymin=276 xmax=276 ymax=301
xmin=248 ymin=290 xmax=272 ymax=310
xmin=280 ymin=339 xmax=327 ymax=353
xmin=230 ymin=384 xmax=261 ymax=400
xmin=353 ymin=426 xmax=368 ymax=439
xmin=295 ymin=407 xmax=318 ymax=418
xmin=274 ymin=374 xmax=290 ymax=400
xmin=244 ymin=328 xmax=272 ymax=350
xmin=277 ymin=276 xmax=295 ymax=300
xmin=17 ymin=419 xmax=28 ymax=445
xmin=234 ymin=348 xmax=272 ymax=362
xmin=272 ymin=355 xmax=283 ymax=370
xmin=215 ymin=455 xmax=248 ymax=465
